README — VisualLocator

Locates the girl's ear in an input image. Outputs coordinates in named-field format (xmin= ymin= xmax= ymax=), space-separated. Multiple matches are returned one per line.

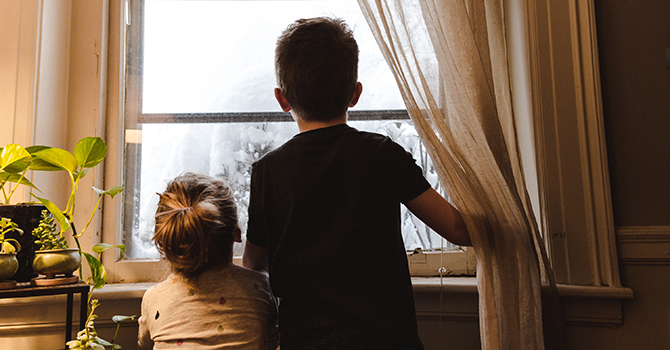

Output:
xmin=274 ymin=88 xmax=292 ymax=112
xmin=233 ymin=226 xmax=242 ymax=243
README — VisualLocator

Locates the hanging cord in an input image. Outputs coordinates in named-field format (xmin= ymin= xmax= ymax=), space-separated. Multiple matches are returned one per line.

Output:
xmin=438 ymin=237 xmax=446 ymax=345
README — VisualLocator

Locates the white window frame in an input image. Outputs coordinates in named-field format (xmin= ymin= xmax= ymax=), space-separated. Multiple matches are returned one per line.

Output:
xmin=12 ymin=0 xmax=619 ymax=288
xmin=112 ymin=0 xmax=475 ymax=280
xmin=521 ymin=0 xmax=621 ymax=287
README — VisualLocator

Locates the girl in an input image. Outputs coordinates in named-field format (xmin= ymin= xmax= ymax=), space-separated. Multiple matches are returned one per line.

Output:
xmin=138 ymin=172 xmax=278 ymax=349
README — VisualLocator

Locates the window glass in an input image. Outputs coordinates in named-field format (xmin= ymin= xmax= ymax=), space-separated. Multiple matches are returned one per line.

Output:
xmin=142 ymin=0 xmax=404 ymax=113
xmin=125 ymin=0 xmax=453 ymax=259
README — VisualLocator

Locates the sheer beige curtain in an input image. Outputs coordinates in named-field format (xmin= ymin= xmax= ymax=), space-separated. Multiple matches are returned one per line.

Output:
xmin=357 ymin=0 xmax=561 ymax=349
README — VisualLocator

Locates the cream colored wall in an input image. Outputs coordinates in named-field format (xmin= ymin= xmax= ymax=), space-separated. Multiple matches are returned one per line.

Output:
xmin=0 ymin=0 xmax=42 ymax=204
xmin=31 ymin=0 xmax=72 ymax=210
xmin=0 ymin=0 xmax=71 ymax=206
xmin=564 ymin=261 xmax=670 ymax=350
xmin=0 ymin=1 xmax=39 ymax=147
xmin=579 ymin=0 xmax=670 ymax=349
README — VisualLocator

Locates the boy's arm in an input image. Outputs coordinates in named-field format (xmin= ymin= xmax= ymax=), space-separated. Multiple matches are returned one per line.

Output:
xmin=405 ymin=187 xmax=472 ymax=246
xmin=243 ymin=240 xmax=269 ymax=271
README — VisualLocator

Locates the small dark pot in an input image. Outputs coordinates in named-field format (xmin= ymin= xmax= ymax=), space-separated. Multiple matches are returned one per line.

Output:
xmin=0 ymin=204 xmax=46 ymax=282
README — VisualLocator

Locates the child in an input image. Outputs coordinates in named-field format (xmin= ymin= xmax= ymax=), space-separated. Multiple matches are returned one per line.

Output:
xmin=138 ymin=172 xmax=279 ymax=350
xmin=243 ymin=17 xmax=471 ymax=350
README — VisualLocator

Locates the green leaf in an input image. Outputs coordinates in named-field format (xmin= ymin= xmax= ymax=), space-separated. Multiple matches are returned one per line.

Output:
xmin=28 ymin=157 xmax=66 ymax=172
xmin=92 ymin=243 xmax=112 ymax=253
xmin=93 ymin=185 xmax=124 ymax=198
xmin=31 ymin=148 xmax=78 ymax=174
xmin=0 ymin=172 xmax=40 ymax=191
xmin=0 ymin=217 xmax=14 ymax=229
xmin=32 ymin=194 xmax=70 ymax=234
xmin=1 ymin=144 xmax=31 ymax=173
xmin=75 ymin=137 xmax=107 ymax=169
xmin=27 ymin=146 xmax=63 ymax=171
xmin=73 ymin=168 xmax=89 ymax=181
xmin=92 ymin=243 xmax=125 ymax=254
xmin=83 ymin=252 xmax=107 ymax=289
xmin=1 ymin=241 xmax=18 ymax=253
xmin=95 ymin=337 xmax=113 ymax=346
xmin=25 ymin=145 xmax=51 ymax=153
xmin=112 ymin=315 xmax=137 ymax=323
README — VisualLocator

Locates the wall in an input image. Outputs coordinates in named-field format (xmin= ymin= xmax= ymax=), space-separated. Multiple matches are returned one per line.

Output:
xmin=567 ymin=1 xmax=670 ymax=349
xmin=596 ymin=1 xmax=670 ymax=227
xmin=0 ymin=0 xmax=40 ymax=150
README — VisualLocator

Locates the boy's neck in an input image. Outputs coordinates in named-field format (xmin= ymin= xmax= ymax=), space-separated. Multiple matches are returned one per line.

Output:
xmin=295 ymin=115 xmax=348 ymax=133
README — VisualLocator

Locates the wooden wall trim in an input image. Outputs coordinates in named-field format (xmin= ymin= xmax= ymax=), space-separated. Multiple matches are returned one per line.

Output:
xmin=617 ymin=226 xmax=670 ymax=265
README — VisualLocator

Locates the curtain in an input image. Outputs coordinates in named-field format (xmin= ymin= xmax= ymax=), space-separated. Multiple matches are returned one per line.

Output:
xmin=356 ymin=0 xmax=562 ymax=349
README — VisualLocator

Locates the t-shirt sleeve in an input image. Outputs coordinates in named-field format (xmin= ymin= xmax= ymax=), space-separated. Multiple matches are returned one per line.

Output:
xmin=397 ymin=148 xmax=432 ymax=204
xmin=246 ymin=161 xmax=267 ymax=247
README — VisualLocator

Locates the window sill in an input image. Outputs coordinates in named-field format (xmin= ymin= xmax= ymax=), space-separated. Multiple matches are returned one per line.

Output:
xmin=412 ymin=276 xmax=634 ymax=299
xmin=411 ymin=277 xmax=633 ymax=327
xmin=91 ymin=277 xmax=633 ymax=300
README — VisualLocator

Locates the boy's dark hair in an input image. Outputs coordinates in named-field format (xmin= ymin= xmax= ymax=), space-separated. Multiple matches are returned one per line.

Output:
xmin=275 ymin=17 xmax=359 ymax=122
xmin=153 ymin=172 xmax=238 ymax=280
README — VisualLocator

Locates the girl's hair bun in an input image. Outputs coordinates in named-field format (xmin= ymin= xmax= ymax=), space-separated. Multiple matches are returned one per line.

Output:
xmin=153 ymin=172 xmax=238 ymax=279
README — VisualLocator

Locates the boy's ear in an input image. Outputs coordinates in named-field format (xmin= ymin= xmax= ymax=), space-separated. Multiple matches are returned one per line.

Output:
xmin=349 ymin=82 xmax=363 ymax=107
xmin=274 ymin=88 xmax=292 ymax=112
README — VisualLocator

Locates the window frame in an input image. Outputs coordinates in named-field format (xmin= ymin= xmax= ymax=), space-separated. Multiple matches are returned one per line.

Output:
xmin=92 ymin=0 xmax=620 ymax=287
xmin=111 ymin=0 xmax=471 ymax=280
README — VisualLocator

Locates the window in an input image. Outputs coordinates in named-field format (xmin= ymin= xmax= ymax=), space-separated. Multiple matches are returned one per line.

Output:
xmin=123 ymin=0 xmax=461 ymax=263
xmin=108 ymin=0 xmax=619 ymax=286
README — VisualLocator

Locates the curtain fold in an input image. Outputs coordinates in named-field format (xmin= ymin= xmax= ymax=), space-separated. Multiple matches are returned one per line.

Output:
xmin=356 ymin=0 xmax=562 ymax=349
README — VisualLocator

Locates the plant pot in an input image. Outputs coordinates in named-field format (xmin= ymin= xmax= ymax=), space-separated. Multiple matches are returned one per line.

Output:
xmin=0 ymin=204 xmax=45 ymax=281
xmin=33 ymin=248 xmax=81 ymax=279
xmin=0 ymin=253 xmax=19 ymax=281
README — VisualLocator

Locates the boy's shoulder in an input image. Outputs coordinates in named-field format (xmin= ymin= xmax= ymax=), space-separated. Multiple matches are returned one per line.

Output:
xmin=258 ymin=124 xmax=402 ymax=163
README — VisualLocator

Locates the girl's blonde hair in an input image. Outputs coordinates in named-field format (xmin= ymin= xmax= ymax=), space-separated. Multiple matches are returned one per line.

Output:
xmin=153 ymin=172 xmax=238 ymax=279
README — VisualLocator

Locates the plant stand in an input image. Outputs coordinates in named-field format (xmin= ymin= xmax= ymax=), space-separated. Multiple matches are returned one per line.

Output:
xmin=0 ymin=280 xmax=89 ymax=345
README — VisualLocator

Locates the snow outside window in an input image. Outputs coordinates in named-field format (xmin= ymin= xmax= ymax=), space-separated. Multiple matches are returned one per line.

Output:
xmin=124 ymin=0 xmax=457 ymax=259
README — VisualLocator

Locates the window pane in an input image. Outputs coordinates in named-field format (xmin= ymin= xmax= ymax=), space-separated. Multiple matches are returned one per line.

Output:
xmin=126 ymin=121 xmax=449 ymax=259
xmin=142 ymin=0 xmax=404 ymax=113
xmin=125 ymin=0 xmax=453 ymax=260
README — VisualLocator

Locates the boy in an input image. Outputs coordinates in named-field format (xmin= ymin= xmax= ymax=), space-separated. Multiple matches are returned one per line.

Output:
xmin=243 ymin=17 xmax=470 ymax=350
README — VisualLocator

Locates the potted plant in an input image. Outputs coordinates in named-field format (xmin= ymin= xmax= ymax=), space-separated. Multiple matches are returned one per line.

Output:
xmin=3 ymin=138 xmax=134 ymax=347
xmin=26 ymin=137 xmax=124 ymax=285
xmin=0 ymin=217 xmax=23 ymax=289
xmin=30 ymin=209 xmax=81 ymax=281
xmin=0 ymin=144 xmax=50 ymax=281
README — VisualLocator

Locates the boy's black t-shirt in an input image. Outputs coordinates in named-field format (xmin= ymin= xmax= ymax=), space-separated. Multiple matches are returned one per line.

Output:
xmin=247 ymin=124 xmax=430 ymax=349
